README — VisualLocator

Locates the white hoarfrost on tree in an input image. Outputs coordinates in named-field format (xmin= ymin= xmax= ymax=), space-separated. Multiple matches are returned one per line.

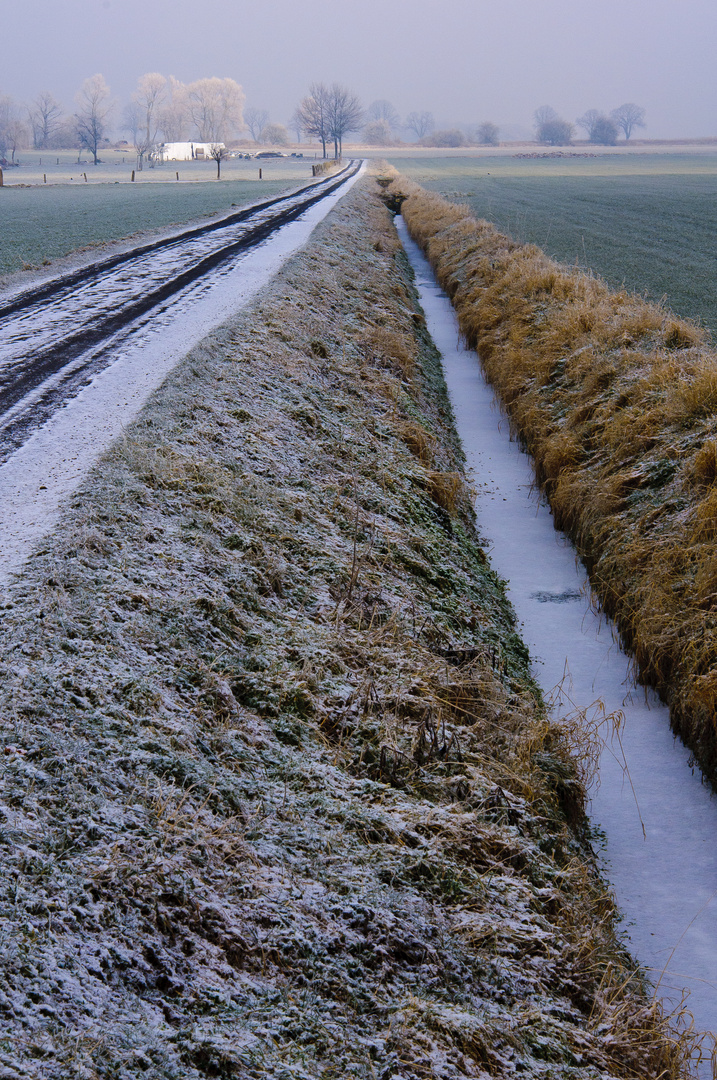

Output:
xmin=127 ymin=72 xmax=166 ymax=169
xmin=0 ymin=96 xmax=28 ymax=163
xmin=611 ymin=102 xmax=646 ymax=140
xmin=74 ymin=74 xmax=114 ymax=164
xmin=187 ymin=77 xmax=245 ymax=142
xmin=158 ymin=77 xmax=190 ymax=142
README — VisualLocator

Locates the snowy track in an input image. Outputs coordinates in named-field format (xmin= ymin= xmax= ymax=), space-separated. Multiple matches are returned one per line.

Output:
xmin=0 ymin=161 xmax=360 ymax=462
xmin=0 ymin=160 xmax=364 ymax=587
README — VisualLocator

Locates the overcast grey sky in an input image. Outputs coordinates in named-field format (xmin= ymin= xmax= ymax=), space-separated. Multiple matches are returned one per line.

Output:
xmin=4 ymin=0 xmax=716 ymax=137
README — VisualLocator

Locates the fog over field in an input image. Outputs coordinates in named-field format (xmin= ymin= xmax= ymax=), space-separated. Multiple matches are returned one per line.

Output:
xmin=3 ymin=0 xmax=716 ymax=138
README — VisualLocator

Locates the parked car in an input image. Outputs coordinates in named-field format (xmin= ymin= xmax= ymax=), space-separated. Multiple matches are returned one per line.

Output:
xmin=255 ymin=151 xmax=285 ymax=158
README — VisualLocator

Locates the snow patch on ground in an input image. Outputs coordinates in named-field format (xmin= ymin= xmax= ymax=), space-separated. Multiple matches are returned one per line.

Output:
xmin=0 ymin=163 xmax=365 ymax=590
xmin=396 ymin=213 xmax=717 ymax=1057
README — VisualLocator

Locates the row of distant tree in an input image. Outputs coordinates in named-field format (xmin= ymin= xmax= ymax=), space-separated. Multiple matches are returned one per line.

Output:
xmin=0 ymin=75 xmax=248 ymax=167
xmin=0 ymin=71 xmax=648 ymax=167
xmin=0 ymin=74 xmax=491 ymax=166
xmin=534 ymin=104 xmax=647 ymax=146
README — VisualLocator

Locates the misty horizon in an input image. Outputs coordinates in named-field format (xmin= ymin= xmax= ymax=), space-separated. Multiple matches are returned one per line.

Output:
xmin=2 ymin=0 xmax=715 ymax=141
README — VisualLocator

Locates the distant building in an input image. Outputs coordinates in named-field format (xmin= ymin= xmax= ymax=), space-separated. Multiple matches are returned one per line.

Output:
xmin=156 ymin=142 xmax=225 ymax=162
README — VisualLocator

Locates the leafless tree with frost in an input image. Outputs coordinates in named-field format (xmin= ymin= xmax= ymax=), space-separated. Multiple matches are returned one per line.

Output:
xmin=27 ymin=91 xmax=64 ymax=149
xmin=74 ymin=74 xmax=114 ymax=164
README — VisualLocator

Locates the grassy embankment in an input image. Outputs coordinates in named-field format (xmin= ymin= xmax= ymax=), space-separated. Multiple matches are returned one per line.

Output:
xmin=388 ymin=154 xmax=717 ymax=334
xmin=0 ymin=177 xmax=690 ymax=1076
xmin=390 ymin=171 xmax=717 ymax=785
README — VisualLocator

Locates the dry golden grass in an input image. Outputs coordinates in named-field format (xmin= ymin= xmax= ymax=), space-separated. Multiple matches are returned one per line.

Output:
xmin=393 ymin=171 xmax=717 ymax=784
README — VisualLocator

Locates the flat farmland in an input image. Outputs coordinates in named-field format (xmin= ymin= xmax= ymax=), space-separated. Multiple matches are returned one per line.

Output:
xmin=0 ymin=157 xmax=315 ymax=278
xmin=388 ymin=153 xmax=717 ymax=333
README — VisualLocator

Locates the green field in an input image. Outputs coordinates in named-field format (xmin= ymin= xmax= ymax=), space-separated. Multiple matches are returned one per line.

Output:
xmin=389 ymin=153 xmax=717 ymax=334
xmin=0 ymin=170 xmax=304 ymax=277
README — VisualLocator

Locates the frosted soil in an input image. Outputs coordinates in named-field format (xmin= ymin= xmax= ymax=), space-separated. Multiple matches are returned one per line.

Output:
xmin=0 ymin=176 xmax=681 ymax=1078
xmin=0 ymin=163 xmax=364 ymax=590
xmin=396 ymin=215 xmax=717 ymax=1058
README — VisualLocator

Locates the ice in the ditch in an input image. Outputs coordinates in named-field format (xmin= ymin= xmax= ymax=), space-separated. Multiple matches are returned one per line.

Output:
xmin=396 ymin=214 xmax=717 ymax=1062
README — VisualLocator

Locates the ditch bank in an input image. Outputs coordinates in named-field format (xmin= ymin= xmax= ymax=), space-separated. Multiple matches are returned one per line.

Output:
xmin=0 ymin=176 xmax=687 ymax=1077
xmin=389 ymin=172 xmax=717 ymax=787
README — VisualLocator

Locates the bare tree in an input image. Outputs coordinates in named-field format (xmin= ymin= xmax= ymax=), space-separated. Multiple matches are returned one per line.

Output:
xmin=326 ymin=83 xmax=362 ymax=159
xmin=209 ymin=143 xmax=227 ymax=179
xmin=28 ymin=91 xmax=64 ymax=149
xmin=158 ymin=77 xmax=189 ymax=141
xmin=259 ymin=122 xmax=289 ymax=146
xmin=420 ymin=128 xmax=466 ymax=148
xmin=362 ymin=119 xmax=393 ymax=146
xmin=6 ymin=119 xmax=27 ymax=162
xmin=533 ymin=105 xmax=557 ymax=129
xmin=405 ymin=110 xmax=434 ymax=140
xmin=577 ymin=111 xmax=618 ymax=145
xmin=576 ymin=109 xmax=601 ymax=139
xmin=611 ymin=102 xmax=646 ymax=140
xmin=591 ymin=116 xmax=618 ymax=145
xmin=74 ymin=74 xmax=114 ymax=164
xmin=0 ymin=96 xmax=26 ymax=163
xmin=296 ymin=84 xmax=331 ymax=158
xmin=289 ymin=108 xmax=304 ymax=143
xmin=188 ymin=77 xmax=244 ymax=142
xmin=367 ymin=99 xmax=400 ymax=131
xmin=534 ymin=106 xmax=574 ymax=146
xmin=244 ymin=106 xmax=269 ymax=142
xmin=129 ymin=72 xmax=166 ymax=168
xmin=122 ymin=101 xmax=144 ymax=159
xmin=476 ymin=121 xmax=500 ymax=146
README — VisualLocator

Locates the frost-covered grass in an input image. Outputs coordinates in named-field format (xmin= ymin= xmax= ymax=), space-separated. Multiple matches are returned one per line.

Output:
xmin=0 ymin=176 xmax=302 ymax=275
xmin=388 ymin=153 xmax=717 ymax=333
xmin=393 ymin=169 xmax=717 ymax=793
xmin=6 ymin=148 xmax=320 ymax=186
xmin=0 ymin=176 xmax=691 ymax=1077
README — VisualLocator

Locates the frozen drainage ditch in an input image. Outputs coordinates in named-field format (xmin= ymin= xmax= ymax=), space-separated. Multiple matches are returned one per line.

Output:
xmin=396 ymin=214 xmax=717 ymax=1060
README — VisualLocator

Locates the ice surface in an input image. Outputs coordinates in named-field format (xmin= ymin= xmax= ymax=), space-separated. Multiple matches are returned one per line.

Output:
xmin=396 ymin=215 xmax=717 ymax=1056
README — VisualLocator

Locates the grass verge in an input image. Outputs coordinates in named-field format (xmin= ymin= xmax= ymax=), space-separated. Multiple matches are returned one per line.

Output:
xmin=391 ymin=169 xmax=717 ymax=789
xmin=0 ymin=174 xmax=696 ymax=1077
